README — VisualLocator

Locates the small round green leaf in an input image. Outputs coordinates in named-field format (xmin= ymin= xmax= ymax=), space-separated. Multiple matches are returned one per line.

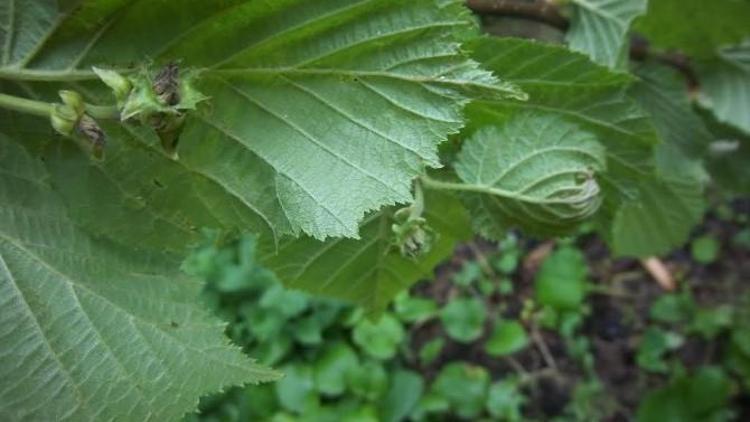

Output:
xmin=453 ymin=262 xmax=483 ymax=287
xmin=346 ymin=361 xmax=388 ymax=402
xmin=440 ymin=298 xmax=487 ymax=343
xmin=292 ymin=315 xmax=325 ymax=346
xmin=485 ymin=320 xmax=529 ymax=357
xmin=535 ymin=247 xmax=588 ymax=311
xmin=636 ymin=327 xmax=683 ymax=373
xmin=691 ymin=235 xmax=721 ymax=264
xmin=431 ymin=362 xmax=490 ymax=419
xmin=486 ymin=379 xmax=525 ymax=421
xmin=260 ymin=285 xmax=310 ymax=318
xmin=352 ymin=314 xmax=405 ymax=360
xmin=275 ymin=365 xmax=318 ymax=414
xmin=314 ymin=343 xmax=359 ymax=396
xmin=419 ymin=338 xmax=445 ymax=365
xmin=394 ymin=292 xmax=438 ymax=323
xmin=381 ymin=370 xmax=425 ymax=422
xmin=649 ymin=292 xmax=695 ymax=323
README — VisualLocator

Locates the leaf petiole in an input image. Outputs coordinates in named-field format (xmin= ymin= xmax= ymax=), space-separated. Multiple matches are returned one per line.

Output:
xmin=0 ymin=92 xmax=52 ymax=117
xmin=85 ymin=104 xmax=121 ymax=120
xmin=410 ymin=178 xmax=425 ymax=220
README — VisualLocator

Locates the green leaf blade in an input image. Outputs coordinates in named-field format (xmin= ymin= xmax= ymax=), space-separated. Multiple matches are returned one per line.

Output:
xmin=261 ymin=190 xmax=471 ymax=313
xmin=698 ymin=44 xmax=750 ymax=135
xmin=611 ymin=179 xmax=705 ymax=256
xmin=485 ymin=320 xmax=529 ymax=357
xmin=0 ymin=136 xmax=279 ymax=420
xmin=634 ymin=0 xmax=750 ymax=59
xmin=2 ymin=0 xmax=522 ymax=247
xmin=566 ymin=0 xmax=648 ymax=68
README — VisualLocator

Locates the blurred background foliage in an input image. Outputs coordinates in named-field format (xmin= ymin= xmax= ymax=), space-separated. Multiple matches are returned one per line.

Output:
xmin=185 ymin=197 xmax=750 ymax=421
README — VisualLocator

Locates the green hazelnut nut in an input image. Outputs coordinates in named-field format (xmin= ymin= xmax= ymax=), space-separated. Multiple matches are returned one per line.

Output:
xmin=58 ymin=90 xmax=85 ymax=117
xmin=50 ymin=104 xmax=79 ymax=136
xmin=400 ymin=226 xmax=435 ymax=259
xmin=391 ymin=214 xmax=436 ymax=259
xmin=93 ymin=66 xmax=132 ymax=105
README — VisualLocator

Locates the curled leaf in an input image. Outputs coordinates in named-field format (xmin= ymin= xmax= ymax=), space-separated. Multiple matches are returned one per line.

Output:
xmin=391 ymin=208 xmax=436 ymax=259
xmin=455 ymin=113 xmax=607 ymax=237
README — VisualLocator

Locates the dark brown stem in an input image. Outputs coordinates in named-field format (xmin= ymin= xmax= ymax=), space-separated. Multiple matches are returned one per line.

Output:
xmin=466 ymin=0 xmax=700 ymax=89
xmin=466 ymin=0 xmax=569 ymax=30
xmin=630 ymin=36 xmax=700 ymax=90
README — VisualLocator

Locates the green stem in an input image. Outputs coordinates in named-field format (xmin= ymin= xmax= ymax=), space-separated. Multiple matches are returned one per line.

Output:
xmin=0 ymin=92 xmax=52 ymax=117
xmin=0 ymin=92 xmax=119 ymax=120
xmin=86 ymin=104 xmax=120 ymax=120
xmin=0 ymin=68 xmax=101 ymax=82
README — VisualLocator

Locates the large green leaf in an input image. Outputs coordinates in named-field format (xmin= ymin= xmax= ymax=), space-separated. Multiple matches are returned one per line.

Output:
xmin=698 ymin=105 xmax=750 ymax=194
xmin=697 ymin=43 xmax=750 ymax=135
xmin=0 ymin=0 xmax=521 ymax=250
xmin=261 ymin=190 xmax=471 ymax=312
xmin=630 ymin=63 xmax=713 ymax=158
xmin=634 ymin=0 xmax=750 ymax=58
xmin=610 ymin=179 xmax=704 ymax=257
xmin=615 ymin=64 xmax=708 ymax=255
xmin=466 ymin=37 xmax=703 ymax=256
xmin=630 ymin=63 xmax=709 ymax=183
xmin=452 ymin=113 xmax=606 ymax=237
xmin=565 ymin=0 xmax=647 ymax=68
xmin=0 ymin=136 xmax=279 ymax=420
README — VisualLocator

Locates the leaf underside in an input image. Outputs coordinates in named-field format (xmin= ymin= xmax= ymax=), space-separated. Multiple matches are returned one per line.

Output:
xmin=0 ymin=0 xmax=521 ymax=251
xmin=697 ymin=44 xmax=750 ymax=135
xmin=0 ymin=136 xmax=279 ymax=421
xmin=0 ymin=0 xmax=521 ymax=418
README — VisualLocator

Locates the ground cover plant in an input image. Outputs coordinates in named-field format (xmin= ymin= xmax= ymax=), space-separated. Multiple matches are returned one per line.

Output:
xmin=1 ymin=0 xmax=749 ymax=420
xmin=187 ymin=204 xmax=750 ymax=420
